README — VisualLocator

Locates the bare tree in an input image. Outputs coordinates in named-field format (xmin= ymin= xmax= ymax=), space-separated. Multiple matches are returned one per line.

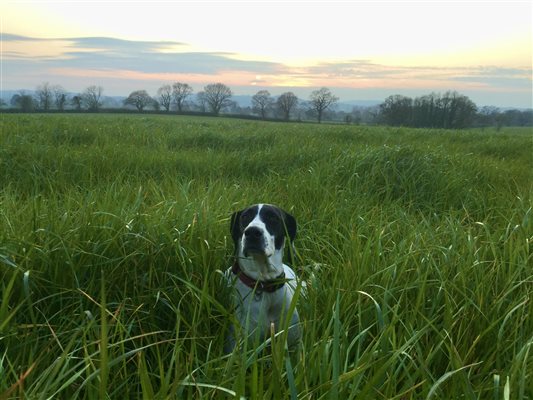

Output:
xmin=252 ymin=90 xmax=273 ymax=119
xmin=157 ymin=84 xmax=173 ymax=112
xmin=35 ymin=82 xmax=53 ymax=111
xmin=277 ymin=92 xmax=299 ymax=121
xmin=71 ymin=95 xmax=82 ymax=111
xmin=172 ymin=82 xmax=193 ymax=112
xmin=10 ymin=94 xmax=21 ymax=108
xmin=124 ymin=90 xmax=153 ymax=112
xmin=309 ymin=87 xmax=338 ymax=123
xmin=203 ymin=83 xmax=232 ymax=115
xmin=53 ymin=85 xmax=68 ymax=111
xmin=82 ymin=85 xmax=104 ymax=111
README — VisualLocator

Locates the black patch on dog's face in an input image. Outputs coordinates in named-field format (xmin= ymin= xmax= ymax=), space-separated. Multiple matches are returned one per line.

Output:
xmin=230 ymin=204 xmax=297 ymax=256
xmin=259 ymin=205 xmax=296 ymax=250
xmin=230 ymin=205 xmax=257 ymax=245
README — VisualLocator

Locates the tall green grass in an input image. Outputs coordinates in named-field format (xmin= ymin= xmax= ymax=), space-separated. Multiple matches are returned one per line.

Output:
xmin=1 ymin=114 xmax=532 ymax=398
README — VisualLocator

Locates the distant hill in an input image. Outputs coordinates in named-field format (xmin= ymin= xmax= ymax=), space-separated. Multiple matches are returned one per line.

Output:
xmin=1 ymin=90 xmax=34 ymax=101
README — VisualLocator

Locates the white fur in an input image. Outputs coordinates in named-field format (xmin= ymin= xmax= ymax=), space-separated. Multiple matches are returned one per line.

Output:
xmin=225 ymin=263 xmax=301 ymax=352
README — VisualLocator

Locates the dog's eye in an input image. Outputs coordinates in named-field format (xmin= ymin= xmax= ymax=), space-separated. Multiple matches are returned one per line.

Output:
xmin=240 ymin=210 xmax=255 ymax=226
xmin=261 ymin=210 xmax=281 ymax=227
xmin=263 ymin=212 xmax=276 ymax=223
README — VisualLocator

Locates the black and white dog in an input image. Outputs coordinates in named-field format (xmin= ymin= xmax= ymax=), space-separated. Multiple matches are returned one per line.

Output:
xmin=225 ymin=204 xmax=301 ymax=353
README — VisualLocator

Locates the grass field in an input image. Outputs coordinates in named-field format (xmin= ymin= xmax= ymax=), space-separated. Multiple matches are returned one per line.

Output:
xmin=1 ymin=114 xmax=532 ymax=399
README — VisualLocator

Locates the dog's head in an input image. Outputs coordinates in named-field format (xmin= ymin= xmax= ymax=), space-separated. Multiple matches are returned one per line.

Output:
xmin=230 ymin=204 xmax=297 ymax=266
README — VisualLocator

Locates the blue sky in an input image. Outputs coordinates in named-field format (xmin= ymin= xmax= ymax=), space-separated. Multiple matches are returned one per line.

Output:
xmin=2 ymin=1 xmax=532 ymax=108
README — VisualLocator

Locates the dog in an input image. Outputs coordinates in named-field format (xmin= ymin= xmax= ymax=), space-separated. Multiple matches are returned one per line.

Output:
xmin=224 ymin=203 xmax=301 ymax=353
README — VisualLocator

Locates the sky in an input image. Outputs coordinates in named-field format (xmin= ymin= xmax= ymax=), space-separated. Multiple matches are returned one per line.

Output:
xmin=1 ymin=0 xmax=532 ymax=108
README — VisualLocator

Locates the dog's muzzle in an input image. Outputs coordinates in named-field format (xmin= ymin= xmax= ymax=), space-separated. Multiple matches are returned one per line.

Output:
xmin=243 ymin=226 xmax=266 ymax=256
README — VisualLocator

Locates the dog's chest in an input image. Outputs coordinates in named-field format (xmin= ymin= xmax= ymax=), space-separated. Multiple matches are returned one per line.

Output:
xmin=236 ymin=284 xmax=291 ymax=328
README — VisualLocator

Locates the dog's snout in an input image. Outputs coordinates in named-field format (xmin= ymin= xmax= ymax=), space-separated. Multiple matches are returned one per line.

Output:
xmin=244 ymin=226 xmax=263 ymax=239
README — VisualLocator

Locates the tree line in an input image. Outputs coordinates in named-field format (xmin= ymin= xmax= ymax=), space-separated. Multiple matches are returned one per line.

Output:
xmin=5 ymin=82 xmax=339 ymax=124
xmin=3 ymin=82 xmax=531 ymax=128
xmin=379 ymin=92 xmax=477 ymax=129
xmin=378 ymin=91 xmax=532 ymax=129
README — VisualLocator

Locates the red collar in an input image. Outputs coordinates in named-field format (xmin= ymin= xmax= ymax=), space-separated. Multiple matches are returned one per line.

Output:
xmin=231 ymin=260 xmax=286 ymax=293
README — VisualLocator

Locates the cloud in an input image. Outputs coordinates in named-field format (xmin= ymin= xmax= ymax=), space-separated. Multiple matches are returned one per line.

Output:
xmin=66 ymin=36 xmax=187 ymax=52
xmin=2 ymin=33 xmax=50 ymax=41
xmin=449 ymin=66 xmax=532 ymax=90
xmin=3 ymin=33 xmax=282 ymax=75
xmin=2 ymin=33 xmax=186 ymax=50
xmin=293 ymin=60 xmax=532 ymax=92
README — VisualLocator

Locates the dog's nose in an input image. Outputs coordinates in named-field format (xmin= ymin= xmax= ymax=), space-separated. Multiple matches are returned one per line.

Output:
xmin=244 ymin=227 xmax=263 ymax=239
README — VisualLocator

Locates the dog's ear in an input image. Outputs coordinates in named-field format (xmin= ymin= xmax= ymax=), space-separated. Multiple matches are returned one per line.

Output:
xmin=230 ymin=210 xmax=242 ymax=245
xmin=283 ymin=211 xmax=297 ymax=243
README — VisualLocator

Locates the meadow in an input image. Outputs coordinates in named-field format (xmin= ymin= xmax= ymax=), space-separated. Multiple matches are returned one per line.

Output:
xmin=0 ymin=113 xmax=531 ymax=399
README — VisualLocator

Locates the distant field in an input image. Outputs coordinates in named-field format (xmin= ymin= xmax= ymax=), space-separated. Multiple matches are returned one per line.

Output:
xmin=1 ymin=114 xmax=532 ymax=399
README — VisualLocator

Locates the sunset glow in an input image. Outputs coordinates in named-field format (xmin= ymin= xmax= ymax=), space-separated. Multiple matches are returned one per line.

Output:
xmin=1 ymin=1 xmax=531 ymax=107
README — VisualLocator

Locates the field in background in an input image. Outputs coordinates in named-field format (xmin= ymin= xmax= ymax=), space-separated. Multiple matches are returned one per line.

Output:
xmin=1 ymin=114 xmax=532 ymax=399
